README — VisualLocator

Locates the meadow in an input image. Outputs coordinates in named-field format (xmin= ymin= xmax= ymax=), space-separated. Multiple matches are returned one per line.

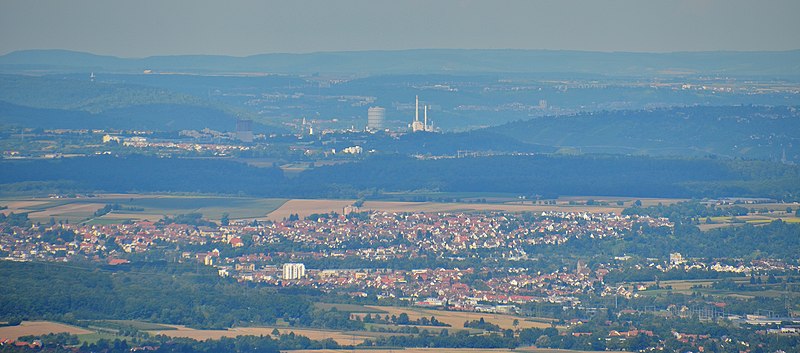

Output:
xmin=634 ymin=277 xmax=800 ymax=301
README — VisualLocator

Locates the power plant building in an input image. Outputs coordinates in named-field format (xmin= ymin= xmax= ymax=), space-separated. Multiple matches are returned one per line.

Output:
xmin=282 ymin=263 xmax=306 ymax=280
xmin=367 ymin=107 xmax=385 ymax=131
xmin=411 ymin=95 xmax=434 ymax=132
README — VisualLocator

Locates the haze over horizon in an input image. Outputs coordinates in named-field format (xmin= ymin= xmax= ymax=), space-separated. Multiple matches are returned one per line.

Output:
xmin=2 ymin=0 xmax=800 ymax=58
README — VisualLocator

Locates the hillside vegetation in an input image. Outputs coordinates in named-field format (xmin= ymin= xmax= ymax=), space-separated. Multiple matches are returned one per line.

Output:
xmin=0 ymin=75 xmax=276 ymax=132
xmin=486 ymin=106 xmax=800 ymax=160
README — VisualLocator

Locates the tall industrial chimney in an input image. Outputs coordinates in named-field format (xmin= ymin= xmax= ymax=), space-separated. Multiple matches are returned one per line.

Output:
xmin=415 ymin=95 xmax=419 ymax=122
xmin=424 ymin=105 xmax=428 ymax=131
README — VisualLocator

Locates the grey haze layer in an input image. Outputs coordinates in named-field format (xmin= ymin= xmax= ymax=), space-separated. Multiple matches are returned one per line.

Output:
xmin=2 ymin=1 xmax=799 ymax=56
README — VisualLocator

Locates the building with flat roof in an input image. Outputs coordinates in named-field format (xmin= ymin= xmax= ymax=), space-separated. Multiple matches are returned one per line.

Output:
xmin=283 ymin=263 xmax=306 ymax=280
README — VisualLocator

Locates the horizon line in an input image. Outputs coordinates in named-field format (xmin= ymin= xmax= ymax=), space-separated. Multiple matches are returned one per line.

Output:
xmin=3 ymin=47 xmax=800 ymax=60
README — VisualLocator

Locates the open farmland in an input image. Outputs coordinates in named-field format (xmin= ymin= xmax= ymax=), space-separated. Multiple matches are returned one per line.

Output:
xmin=26 ymin=203 xmax=108 ymax=221
xmin=0 ymin=321 xmax=93 ymax=340
xmin=2 ymin=194 xmax=692 ymax=224
xmin=697 ymin=213 xmax=800 ymax=230
xmin=358 ymin=305 xmax=555 ymax=330
xmin=265 ymin=199 xmax=632 ymax=221
xmin=0 ymin=194 xmax=287 ymax=223
xmin=147 ymin=325 xmax=375 ymax=345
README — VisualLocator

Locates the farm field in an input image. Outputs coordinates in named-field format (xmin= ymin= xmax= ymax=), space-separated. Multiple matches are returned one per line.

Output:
xmin=0 ymin=321 xmax=93 ymax=340
xmin=86 ymin=320 xmax=176 ymax=331
xmin=147 ymin=325 xmax=375 ymax=345
xmin=265 ymin=199 xmax=632 ymax=221
xmin=358 ymin=305 xmax=555 ymax=330
xmin=634 ymin=277 xmax=800 ymax=300
xmin=697 ymin=213 xmax=800 ymax=231
xmin=0 ymin=194 xmax=287 ymax=223
xmin=8 ymin=193 xmax=793 ymax=227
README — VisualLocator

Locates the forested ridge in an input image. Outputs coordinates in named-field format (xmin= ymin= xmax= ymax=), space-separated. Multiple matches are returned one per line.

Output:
xmin=2 ymin=154 xmax=799 ymax=200
xmin=487 ymin=105 xmax=800 ymax=159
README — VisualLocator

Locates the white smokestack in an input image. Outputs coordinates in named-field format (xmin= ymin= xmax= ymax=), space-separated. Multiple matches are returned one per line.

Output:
xmin=424 ymin=105 xmax=428 ymax=130
xmin=415 ymin=95 xmax=419 ymax=122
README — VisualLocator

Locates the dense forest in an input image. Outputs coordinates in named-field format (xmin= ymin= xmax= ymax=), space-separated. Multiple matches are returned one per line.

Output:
xmin=2 ymin=154 xmax=799 ymax=200
xmin=487 ymin=105 xmax=800 ymax=160
xmin=0 ymin=155 xmax=285 ymax=196
xmin=295 ymin=154 xmax=800 ymax=200
xmin=0 ymin=261 xmax=311 ymax=329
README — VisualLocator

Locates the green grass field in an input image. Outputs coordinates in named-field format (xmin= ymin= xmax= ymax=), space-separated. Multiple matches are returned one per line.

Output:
xmin=635 ymin=277 xmax=799 ymax=300
xmin=76 ymin=332 xmax=123 ymax=344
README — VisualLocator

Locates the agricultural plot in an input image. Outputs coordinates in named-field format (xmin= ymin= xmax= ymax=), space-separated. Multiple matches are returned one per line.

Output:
xmin=86 ymin=320 xmax=176 ymax=332
xmin=358 ymin=305 xmax=554 ymax=330
xmin=698 ymin=213 xmax=800 ymax=230
xmin=27 ymin=203 xmax=108 ymax=221
xmin=0 ymin=321 xmax=92 ymax=340
xmin=266 ymin=199 xmax=629 ymax=221
xmin=635 ymin=277 xmax=800 ymax=300
xmin=0 ymin=194 xmax=287 ymax=224
xmin=147 ymin=325 xmax=375 ymax=345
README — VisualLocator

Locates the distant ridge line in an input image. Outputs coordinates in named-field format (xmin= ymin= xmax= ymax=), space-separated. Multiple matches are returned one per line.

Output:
xmin=2 ymin=48 xmax=799 ymax=76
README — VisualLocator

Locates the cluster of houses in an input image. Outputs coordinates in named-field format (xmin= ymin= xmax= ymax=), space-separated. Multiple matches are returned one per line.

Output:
xmin=2 ymin=209 xmax=797 ymax=317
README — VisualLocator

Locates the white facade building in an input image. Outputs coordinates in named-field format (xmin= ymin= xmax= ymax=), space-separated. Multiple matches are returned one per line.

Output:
xmin=282 ymin=263 xmax=306 ymax=280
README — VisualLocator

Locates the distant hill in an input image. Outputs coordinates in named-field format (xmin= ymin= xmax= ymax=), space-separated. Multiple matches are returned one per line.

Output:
xmin=2 ymin=49 xmax=799 ymax=76
xmin=0 ymin=74 xmax=282 ymax=132
xmin=0 ymin=100 xmax=253 ymax=132
xmin=0 ymin=74 xmax=206 ymax=113
xmin=485 ymin=106 xmax=800 ymax=161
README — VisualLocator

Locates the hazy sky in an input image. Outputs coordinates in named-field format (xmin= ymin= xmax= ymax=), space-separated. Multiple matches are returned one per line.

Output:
xmin=1 ymin=0 xmax=799 ymax=57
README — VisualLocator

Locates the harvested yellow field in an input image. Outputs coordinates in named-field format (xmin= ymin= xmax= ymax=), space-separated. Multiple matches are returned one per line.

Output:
xmin=0 ymin=321 xmax=93 ymax=340
xmin=361 ymin=306 xmax=553 ymax=330
xmin=266 ymin=199 xmax=353 ymax=220
xmin=149 ymin=325 xmax=372 ymax=345
xmin=267 ymin=199 xmax=625 ymax=221
xmin=0 ymin=201 xmax=49 ymax=215
xmin=27 ymin=203 xmax=106 ymax=219
xmin=98 ymin=212 xmax=163 ymax=221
